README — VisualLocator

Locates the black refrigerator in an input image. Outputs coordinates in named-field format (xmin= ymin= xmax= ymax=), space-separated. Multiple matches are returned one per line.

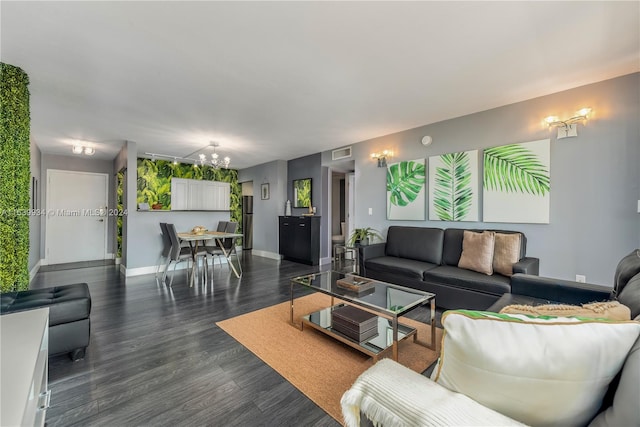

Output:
xmin=242 ymin=196 xmax=253 ymax=250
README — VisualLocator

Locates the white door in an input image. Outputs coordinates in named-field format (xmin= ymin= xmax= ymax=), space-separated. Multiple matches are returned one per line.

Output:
xmin=46 ymin=170 xmax=108 ymax=264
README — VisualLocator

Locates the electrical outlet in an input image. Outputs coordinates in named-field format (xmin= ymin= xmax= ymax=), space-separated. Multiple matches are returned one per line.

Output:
xmin=576 ymin=274 xmax=586 ymax=283
xmin=368 ymin=208 xmax=373 ymax=215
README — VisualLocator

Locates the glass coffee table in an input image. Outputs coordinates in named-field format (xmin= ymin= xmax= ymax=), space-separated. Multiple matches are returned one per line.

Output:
xmin=290 ymin=271 xmax=436 ymax=361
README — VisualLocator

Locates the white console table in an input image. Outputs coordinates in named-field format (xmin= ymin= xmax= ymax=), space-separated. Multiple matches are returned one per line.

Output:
xmin=1 ymin=308 xmax=50 ymax=427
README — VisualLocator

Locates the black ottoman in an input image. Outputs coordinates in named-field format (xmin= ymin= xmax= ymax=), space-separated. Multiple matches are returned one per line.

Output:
xmin=0 ymin=283 xmax=91 ymax=360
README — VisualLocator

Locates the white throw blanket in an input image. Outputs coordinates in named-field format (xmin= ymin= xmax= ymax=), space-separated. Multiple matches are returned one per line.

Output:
xmin=340 ymin=359 xmax=526 ymax=427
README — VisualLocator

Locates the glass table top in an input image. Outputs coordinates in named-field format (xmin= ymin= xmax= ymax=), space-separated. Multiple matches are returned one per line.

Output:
xmin=290 ymin=270 xmax=435 ymax=318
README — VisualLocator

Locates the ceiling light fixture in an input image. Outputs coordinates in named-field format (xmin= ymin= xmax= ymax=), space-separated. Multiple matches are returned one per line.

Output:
xmin=72 ymin=144 xmax=95 ymax=156
xmin=144 ymin=141 xmax=232 ymax=168
xmin=208 ymin=142 xmax=231 ymax=169
xmin=544 ymin=107 xmax=592 ymax=139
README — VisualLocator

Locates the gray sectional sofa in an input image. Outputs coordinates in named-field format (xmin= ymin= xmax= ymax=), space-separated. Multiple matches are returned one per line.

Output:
xmin=359 ymin=226 xmax=539 ymax=310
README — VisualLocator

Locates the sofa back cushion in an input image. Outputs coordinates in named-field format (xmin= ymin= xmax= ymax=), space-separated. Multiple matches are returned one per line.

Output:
xmin=589 ymin=334 xmax=640 ymax=427
xmin=618 ymin=274 xmax=640 ymax=319
xmin=443 ymin=228 xmax=526 ymax=266
xmin=613 ymin=249 xmax=640 ymax=298
xmin=385 ymin=226 xmax=444 ymax=264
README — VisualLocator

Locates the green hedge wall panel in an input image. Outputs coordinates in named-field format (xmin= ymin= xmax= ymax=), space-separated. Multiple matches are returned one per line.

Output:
xmin=1 ymin=63 xmax=31 ymax=292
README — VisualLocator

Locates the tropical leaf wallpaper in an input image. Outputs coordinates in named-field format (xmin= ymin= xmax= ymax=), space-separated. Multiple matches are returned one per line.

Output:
xmin=116 ymin=170 xmax=124 ymax=258
xmin=136 ymin=158 xmax=242 ymax=228
xmin=386 ymin=159 xmax=426 ymax=220
xmin=428 ymin=150 xmax=479 ymax=221
xmin=483 ymin=139 xmax=551 ymax=223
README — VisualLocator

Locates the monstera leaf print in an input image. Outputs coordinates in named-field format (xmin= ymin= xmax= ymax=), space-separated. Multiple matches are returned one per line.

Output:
xmin=433 ymin=152 xmax=473 ymax=221
xmin=484 ymin=144 xmax=550 ymax=196
xmin=386 ymin=160 xmax=426 ymax=217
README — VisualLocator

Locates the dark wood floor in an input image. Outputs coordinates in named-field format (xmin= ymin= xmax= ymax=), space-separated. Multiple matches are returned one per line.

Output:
xmin=33 ymin=255 xmax=441 ymax=426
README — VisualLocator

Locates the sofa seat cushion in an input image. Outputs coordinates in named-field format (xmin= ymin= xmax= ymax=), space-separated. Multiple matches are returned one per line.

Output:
xmin=365 ymin=256 xmax=438 ymax=280
xmin=1 ymin=283 xmax=91 ymax=326
xmin=487 ymin=293 xmax=555 ymax=312
xmin=424 ymin=265 xmax=511 ymax=295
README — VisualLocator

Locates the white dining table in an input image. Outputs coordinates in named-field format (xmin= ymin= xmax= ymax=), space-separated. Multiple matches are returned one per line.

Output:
xmin=178 ymin=231 xmax=243 ymax=286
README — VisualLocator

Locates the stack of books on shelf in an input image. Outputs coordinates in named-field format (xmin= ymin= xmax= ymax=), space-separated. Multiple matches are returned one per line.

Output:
xmin=331 ymin=305 xmax=378 ymax=342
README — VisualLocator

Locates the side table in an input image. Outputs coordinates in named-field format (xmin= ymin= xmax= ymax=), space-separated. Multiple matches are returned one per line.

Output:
xmin=333 ymin=245 xmax=359 ymax=274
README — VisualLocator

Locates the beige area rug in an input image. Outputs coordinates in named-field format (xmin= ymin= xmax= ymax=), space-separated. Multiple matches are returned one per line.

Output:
xmin=217 ymin=293 xmax=442 ymax=423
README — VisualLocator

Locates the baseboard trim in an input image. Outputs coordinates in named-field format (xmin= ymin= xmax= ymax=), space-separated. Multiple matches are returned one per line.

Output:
xmin=319 ymin=256 xmax=333 ymax=266
xmin=123 ymin=258 xmax=215 ymax=277
xmin=29 ymin=260 xmax=42 ymax=283
xmin=251 ymin=250 xmax=282 ymax=261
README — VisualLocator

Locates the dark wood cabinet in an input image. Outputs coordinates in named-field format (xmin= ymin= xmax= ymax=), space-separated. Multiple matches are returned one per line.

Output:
xmin=279 ymin=216 xmax=320 ymax=265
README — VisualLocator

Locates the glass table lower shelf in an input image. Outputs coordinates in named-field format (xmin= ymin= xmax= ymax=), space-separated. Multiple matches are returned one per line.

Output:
xmin=301 ymin=305 xmax=417 ymax=360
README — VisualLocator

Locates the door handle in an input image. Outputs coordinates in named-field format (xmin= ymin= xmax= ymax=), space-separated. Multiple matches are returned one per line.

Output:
xmin=98 ymin=219 xmax=104 ymax=222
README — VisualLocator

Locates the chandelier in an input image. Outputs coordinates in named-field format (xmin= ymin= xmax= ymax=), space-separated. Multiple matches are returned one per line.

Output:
xmin=198 ymin=142 xmax=230 ymax=169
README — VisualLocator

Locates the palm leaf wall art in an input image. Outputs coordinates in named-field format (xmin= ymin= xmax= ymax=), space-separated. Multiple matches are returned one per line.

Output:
xmin=386 ymin=159 xmax=426 ymax=220
xmin=428 ymin=150 xmax=479 ymax=221
xmin=482 ymin=139 xmax=551 ymax=224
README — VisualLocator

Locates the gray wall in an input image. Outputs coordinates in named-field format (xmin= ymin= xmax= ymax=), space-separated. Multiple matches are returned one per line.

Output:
xmin=329 ymin=73 xmax=639 ymax=285
xmin=28 ymin=139 xmax=41 ymax=272
xmin=40 ymin=153 xmax=116 ymax=260
xmin=124 ymin=210 xmax=231 ymax=270
xmin=119 ymin=141 xmax=233 ymax=270
xmin=286 ymin=153 xmax=330 ymax=259
xmin=287 ymin=153 xmax=322 ymax=215
xmin=238 ymin=160 xmax=288 ymax=257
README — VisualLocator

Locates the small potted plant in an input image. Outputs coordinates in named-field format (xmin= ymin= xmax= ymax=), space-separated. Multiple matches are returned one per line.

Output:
xmin=348 ymin=227 xmax=383 ymax=246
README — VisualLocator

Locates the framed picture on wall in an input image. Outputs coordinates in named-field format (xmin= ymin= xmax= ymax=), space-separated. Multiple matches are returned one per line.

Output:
xmin=31 ymin=176 xmax=38 ymax=209
xmin=261 ymin=183 xmax=270 ymax=200
xmin=293 ymin=178 xmax=312 ymax=208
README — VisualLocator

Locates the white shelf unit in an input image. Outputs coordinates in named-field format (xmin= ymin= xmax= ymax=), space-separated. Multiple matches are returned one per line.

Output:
xmin=1 ymin=307 xmax=50 ymax=427
xmin=171 ymin=178 xmax=230 ymax=211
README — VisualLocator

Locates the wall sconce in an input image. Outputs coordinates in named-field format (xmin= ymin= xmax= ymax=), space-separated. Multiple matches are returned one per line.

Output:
xmin=371 ymin=150 xmax=392 ymax=167
xmin=544 ymin=107 xmax=592 ymax=139
xmin=72 ymin=145 xmax=95 ymax=155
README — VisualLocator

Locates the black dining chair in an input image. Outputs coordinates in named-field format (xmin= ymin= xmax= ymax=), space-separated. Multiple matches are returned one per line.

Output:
xmin=156 ymin=222 xmax=173 ymax=281
xmin=206 ymin=221 xmax=238 ymax=271
xmin=165 ymin=223 xmax=208 ymax=286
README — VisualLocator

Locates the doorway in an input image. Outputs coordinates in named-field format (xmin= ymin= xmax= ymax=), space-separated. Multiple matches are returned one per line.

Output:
xmin=330 ymin=163 xmax=355 ymax=258
xmin=45 ymin=169 xmax=109 ymax=264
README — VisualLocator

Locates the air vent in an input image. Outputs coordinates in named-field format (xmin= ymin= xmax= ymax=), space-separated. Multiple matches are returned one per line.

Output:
xmin=332 ymin=146 xmax=352 ymax=161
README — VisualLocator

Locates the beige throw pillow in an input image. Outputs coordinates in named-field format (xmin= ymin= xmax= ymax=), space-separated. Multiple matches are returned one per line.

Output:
xmin=493 ymin=233 xmax=522 ymax=276
xmin=458 ymin=231 xmax=495 ymax=275
xmin=500 ymin=301 xmax=631 ymax=321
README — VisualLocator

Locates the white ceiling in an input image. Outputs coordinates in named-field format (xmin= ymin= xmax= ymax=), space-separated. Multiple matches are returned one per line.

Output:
xmin=2 ymin=1 xmax=638 ymax=169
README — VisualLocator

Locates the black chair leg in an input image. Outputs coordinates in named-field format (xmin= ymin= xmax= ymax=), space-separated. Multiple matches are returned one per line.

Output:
xmin=69 ymin=347 xmax=86 ymax=361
